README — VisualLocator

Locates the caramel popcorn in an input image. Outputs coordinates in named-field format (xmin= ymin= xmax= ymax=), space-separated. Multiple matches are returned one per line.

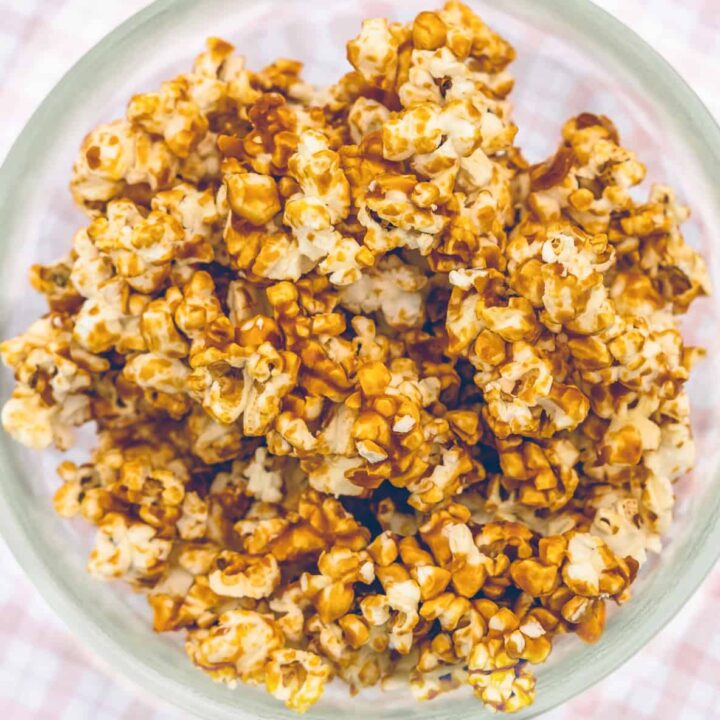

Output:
xmin=1 ymin=2 xmax=709 ymax=715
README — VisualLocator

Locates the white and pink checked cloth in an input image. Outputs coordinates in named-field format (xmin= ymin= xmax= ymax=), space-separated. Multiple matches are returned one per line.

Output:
xmin=0 ymin=1 xmax=719 ymax=719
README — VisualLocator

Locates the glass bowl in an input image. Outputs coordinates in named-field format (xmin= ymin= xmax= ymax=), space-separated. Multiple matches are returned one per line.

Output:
xmin=1 ymin=1 xmax=719 ymax=718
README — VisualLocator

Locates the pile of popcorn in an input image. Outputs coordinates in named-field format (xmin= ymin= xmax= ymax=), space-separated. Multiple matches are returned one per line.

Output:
xmin=0 ymin=2 xmax=710 ymax=714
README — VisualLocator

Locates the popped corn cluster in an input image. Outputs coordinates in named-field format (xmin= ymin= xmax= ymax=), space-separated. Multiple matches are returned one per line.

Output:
xmin=1 ymin=3 xmax=710 ymax=714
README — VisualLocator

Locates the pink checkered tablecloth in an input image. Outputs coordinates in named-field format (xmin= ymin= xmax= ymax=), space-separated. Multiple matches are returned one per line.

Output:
xmin=0 ymin=1 xmax=719 ymax=719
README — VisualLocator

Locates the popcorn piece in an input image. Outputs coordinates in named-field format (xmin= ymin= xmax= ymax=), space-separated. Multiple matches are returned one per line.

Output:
xmin=301 ymin=546 xmax=375 ymax=623
xmin=347 ymin=18 xmax=404 ymax=91
xmin=265 ymin=649 xmax=332 ymax=713
xmin=339 ymin=255 xmax=428 ymax=328
xmin=562 ymin=532 xmax=636 ymax=598
xmin=71 ymin=120 xmax=178 ymax=215
xmin=270 ymin=583 xmax=309 ymax=643
xmin=208 ymin=551 xmax=281 ymax=599
xmin=242 ymin=447 xmax=284 ymax=503
xmin=498 ymin=437 xmax=580 ymax=511
xmin=348 ymin=98 xmax=391 ymax=143
xmin=468 ymin=664 xmax=535 ymax=713
xmin=128 ymin=78 xmax=209 ymax=158
xmin=88 ymin=513 xmax=172 ymax=586
xmin=0 ymin=315 xmax=107 ymax=448
xmin=86 ymin=199 xmax=184 ymax=294
xmin=225 ymin=171 xmax=282 ymax=226
xmin=528 ymin=113 xmax=646 ymax=234
xmin=281 ymin=130 xmax=365 ymax=285
xmin=186 ymin=609 xmax=285 ymax=684
xmin=620 ymin=185 xmax=710 ymax=312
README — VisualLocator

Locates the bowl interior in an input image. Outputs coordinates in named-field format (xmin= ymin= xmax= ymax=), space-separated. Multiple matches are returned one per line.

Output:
xmin=1 ymin=1 xmax=720 ymax=719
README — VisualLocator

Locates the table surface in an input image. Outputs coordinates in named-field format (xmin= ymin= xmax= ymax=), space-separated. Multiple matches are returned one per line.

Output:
xmin=0 ymin=1 xmax=719 ymax=718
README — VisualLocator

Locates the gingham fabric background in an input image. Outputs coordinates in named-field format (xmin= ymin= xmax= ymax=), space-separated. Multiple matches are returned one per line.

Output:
xmin=0 ymin=1 xmax=719 ymax=719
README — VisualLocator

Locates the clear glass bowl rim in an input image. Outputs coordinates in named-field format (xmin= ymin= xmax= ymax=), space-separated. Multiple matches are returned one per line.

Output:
xmin=0 ymin=1 xmax=719 ymax=718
